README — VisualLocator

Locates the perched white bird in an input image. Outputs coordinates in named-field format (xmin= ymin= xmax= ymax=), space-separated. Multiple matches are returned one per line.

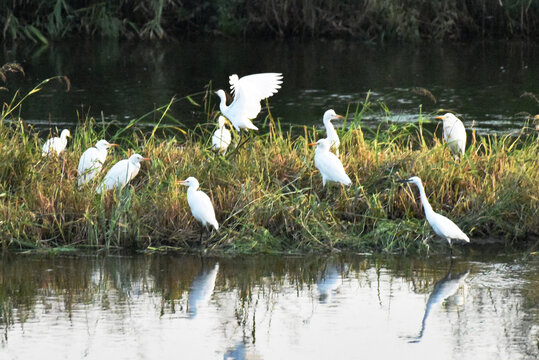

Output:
xmin=398 ymin=176 xmax=470 ymax=247
xmin=323 ymin=109 xmax=344 ymax=156
xmin=215 ymin=72 xmax=283 ymax=133
xmin=77 ymin=140 xmax=118 ymax=187
xmin=42 ymin=129 xmax=71 ymax=156
xmin=308 ymin=138 xmax=352 ymax=187
xmin=96 ymin=153 xmax=150 ymax=194
xmin=179 ymin=177 xmax=219 ymax=234
xmin=436 ymin=113 xmax=466 ymax=157
xmin=211 ymin=116 xmax=232 ymax=154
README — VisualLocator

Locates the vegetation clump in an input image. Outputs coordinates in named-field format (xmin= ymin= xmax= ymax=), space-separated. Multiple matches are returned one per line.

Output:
xmin=0 ymin=79 xmax=538 ymax=254
xmin=2 ymin=0 xmax=538 ymax=43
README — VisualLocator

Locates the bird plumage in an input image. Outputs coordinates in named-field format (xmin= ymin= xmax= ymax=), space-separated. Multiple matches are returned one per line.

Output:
xmin=42 ymin=129 xmax=71 ymax=156
xmin=436 ymin=113 xmax=466 ymax=156
xmin=309 ymin=138 xmax=352 ymax=187
xmin=400 ymin=176 xmax=469 ymax=246
xmin=215 ymin=72 xmax=283 ymax=132
xmin=77 ymin=140 xmax=117 ymax=187
xmin=96 ymin=153 xmax=149 ymax=194
xmin=211 ymin=116 xmax=232 ymax=154
xmin=323 ymin=109 xmax=343 ymax=156
xmin=180 ymin=177 xmax=219 ymax=231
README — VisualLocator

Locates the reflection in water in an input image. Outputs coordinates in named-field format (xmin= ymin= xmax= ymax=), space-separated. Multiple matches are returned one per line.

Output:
xmin=0 ymin=254 xmax=537 ymax=360
xmin=188 ymin=262 xmax=219 ymax=318
xmin=316 ymin=262 xmax=342 ymax=304
xmin=410 ymin=263 xmax=470 ymax=343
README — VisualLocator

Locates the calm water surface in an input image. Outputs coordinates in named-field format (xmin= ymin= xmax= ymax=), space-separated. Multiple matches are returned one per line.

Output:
xmin=0 ymin=252 xmax=537 ymax=359
xmin=1 ymin=40 xmax=537 ymax=134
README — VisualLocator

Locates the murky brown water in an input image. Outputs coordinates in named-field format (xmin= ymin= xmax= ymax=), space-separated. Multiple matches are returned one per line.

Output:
xmin=0 ymin=252 xmax=537 ymax=359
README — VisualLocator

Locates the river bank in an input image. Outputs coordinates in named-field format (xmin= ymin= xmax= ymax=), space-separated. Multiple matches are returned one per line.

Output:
xmin=1 ymin=81 xmax=537 ymax=254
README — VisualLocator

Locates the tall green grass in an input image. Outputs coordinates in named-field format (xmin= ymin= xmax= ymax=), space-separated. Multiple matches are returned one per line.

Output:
xmin=0 ymin=78 xmax=537 ymax=254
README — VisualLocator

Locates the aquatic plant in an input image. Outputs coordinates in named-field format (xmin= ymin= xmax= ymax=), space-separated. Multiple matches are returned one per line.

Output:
xmin=0 ymin=77 xmax=537 ymax=254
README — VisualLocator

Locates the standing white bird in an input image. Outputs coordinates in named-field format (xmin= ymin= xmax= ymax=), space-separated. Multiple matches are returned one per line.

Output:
xmin=211 ymin=116 xmax=232 ymax=154
xmin=179 ymin=177 xmax=218 ymax=229
xmin=436 ymin=113 xmax=466 ymax=157
xmin=179 ymin=177 xmax=219 ymax=242
xmin=323 ymin=109 xmax=344 ymax=156
xmin=77 ymin=140 xmax=118 ymax=187
xmin=215 ymin=72 xmax=283 ymax=133
xmin=398 ymin=176 xmax=470 ymax=248
xmin=96 ymin=153 xmax=150 ymax=194
xmin=308 ymin=138 xmax=352 ymax=187
xmin=42 ymin=129 xmax=71 ymax=156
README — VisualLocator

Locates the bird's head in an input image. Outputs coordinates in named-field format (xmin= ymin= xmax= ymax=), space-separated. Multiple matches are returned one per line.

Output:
xmin=178 ymin=176 xmax=199 ymax=189
xmin=435 ymin=113 xmax=459 ymax=124
xmin=95 ymin=139 xmax=118 ymax=151
xmin=129 ymin=154 xmax=150 ymax=164
xmin=217 ymin=115 xmax=230 ymax=128
xmin=323 ymin=109 xmax=344 ymax=123
xmin=61 ymin=129 xmax=71 ymax=139
xmin=397 ymin=176 xmax=423 ymax=187
xmin=308 ymin=138 xmax=331 ymax=150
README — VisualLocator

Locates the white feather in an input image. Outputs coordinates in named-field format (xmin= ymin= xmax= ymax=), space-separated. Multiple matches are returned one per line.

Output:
xmin=211 ymin=116 xmax=232 ymax=154
xmin=97 ymin=154 xmax=148 ymax=194
xmin=77 ymin=140 xmax=115 ymax=187
xmin=404 ymin=176 xmax=470 ymax=245
xmin=42 ymin=129 xmax=70 ymax=156
xmin=437 ymin=113 xmax=466 ymax=156
xmin=312 ymin=138 xmax=352 ymax=187
xmin=217 ymin=72 xmax=283 ymax=132
xmin=181 ymin=177 xmax=219 ymax=231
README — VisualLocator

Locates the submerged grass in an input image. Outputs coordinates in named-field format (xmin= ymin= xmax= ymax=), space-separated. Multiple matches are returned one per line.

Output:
xmin=0 ymin=80 xmax=538 ymax=254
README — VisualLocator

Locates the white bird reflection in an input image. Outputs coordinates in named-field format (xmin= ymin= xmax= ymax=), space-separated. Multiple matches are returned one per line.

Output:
xmin=410 ymin=265 xmax=470 ymax=343
xmin=223 ymin=341 xmax=263 ymax=360
xmin=316 ymin=262 xmax=342 ymax=304
xmin=188 ymin=262 xmax=219 ymax=318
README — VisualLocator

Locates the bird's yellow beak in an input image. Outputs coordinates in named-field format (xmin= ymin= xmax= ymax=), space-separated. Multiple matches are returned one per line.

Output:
xmin=109 ymin=143 xmax=118 ymax=147
xmin=336 ymin=114 xmax=344 ymax=119
xmin=143 ymin=157 xmax=151 ymax=162
xmin=435 ymin=116 xmax=444 ymax=120
xmin=177 ymin=180 xmax=188 ymax=185
xmin=307 ymin=142 xmax=318 ymax=146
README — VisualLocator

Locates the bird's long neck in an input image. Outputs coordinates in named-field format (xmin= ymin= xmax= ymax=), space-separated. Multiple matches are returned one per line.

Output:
xmin=415 ymin=182 xmax=434 ymax=216
xmin=324 ymin=120 xmax=337 ymax=138
xmin=218 ymin=94 xmax=228 ymax=113
xmin=187 ymin=185 xmax=199 ymax=196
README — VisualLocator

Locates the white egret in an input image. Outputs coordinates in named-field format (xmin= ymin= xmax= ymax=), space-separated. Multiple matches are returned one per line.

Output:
xmin=323 ymin=109 xmax=344 ymax=156
xmin=179 ymin=177 xmax=219 ymax=242
xmin=215 ymin=72 xmax=283 ymax=133
xmin=398 ymin=176 xmax=470 ymax=248
xmin=96 ymin=153 xmax=150 ymax=194
xmin=211 ymin=116 xmax=232 ymax=154
xmin=77 ymin=140 xmax=118 ymax=187
xmin=42 ymin=129 xmax=71 ymax=156
xmin=436 ymin=113 xmax=466 ymax=157
xmin=308 ymin=138 xmax=352 ymax=187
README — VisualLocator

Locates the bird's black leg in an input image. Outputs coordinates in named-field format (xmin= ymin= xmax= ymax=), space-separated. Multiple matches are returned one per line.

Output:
xmin=198 ymin=226 xmax=204 ymax=248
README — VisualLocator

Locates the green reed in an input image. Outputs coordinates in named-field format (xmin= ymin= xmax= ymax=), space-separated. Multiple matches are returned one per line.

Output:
xmin=0 ymin=78 xmax=537 ymax=254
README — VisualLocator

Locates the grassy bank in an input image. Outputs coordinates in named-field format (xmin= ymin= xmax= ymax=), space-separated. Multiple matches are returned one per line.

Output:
xmin=1 ymin=80 xmax=538 ymax=254
xmin=2 ymin=0 xmax=538 ymax=43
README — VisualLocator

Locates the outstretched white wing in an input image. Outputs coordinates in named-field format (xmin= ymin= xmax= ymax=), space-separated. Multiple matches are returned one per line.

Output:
xmin=229 ymin=73 xmax=283 ymax=120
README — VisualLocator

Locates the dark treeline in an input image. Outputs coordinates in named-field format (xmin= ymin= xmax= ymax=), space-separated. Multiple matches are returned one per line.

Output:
xmin=2 ymin=0 xmax=538 ymax=43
